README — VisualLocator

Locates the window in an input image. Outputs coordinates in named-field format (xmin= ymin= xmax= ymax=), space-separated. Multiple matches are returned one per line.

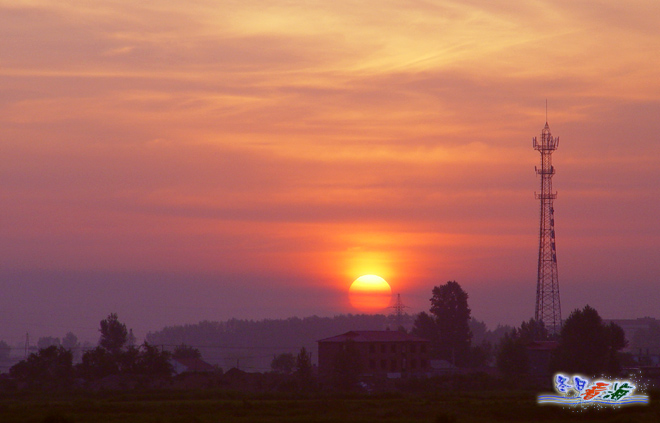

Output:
xmin=381 ymin=344 xmax=386 ymax=353
xmin=369 ymin=344 xmax=375 ymax=354
xmin=390 ymin=359 xmax=397 ymax=372
xmin=410 ymin=344 xmax=416 ymax=353
xmin=420 ymin=344 xmax=427 ymax=353
xmin=411 ymin=359 xmax=417 ymax=369
xmin=369 ymin=359 xmax=376 ymax=370
xmin=380 ymin=359 xmax=387 ymax=370
xmin=390 ymin=344 xmax=396 ymax=353
xmin=421 ymin=359 xmax=427 ymax=369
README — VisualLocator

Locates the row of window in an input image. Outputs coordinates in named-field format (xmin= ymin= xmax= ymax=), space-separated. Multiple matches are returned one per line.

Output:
xmin=368 ymin=343 xmax=427 ymax=354
xmin=368 ymin=358 xmax=428 ymax=372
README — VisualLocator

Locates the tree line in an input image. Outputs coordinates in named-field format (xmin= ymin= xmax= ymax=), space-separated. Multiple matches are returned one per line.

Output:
xmin=3 ymin=281 xmax=636 ymax=391
xmin=8 ymin=313 xmax=183 ymax=390
xmin=410 ymin=280 xmax=630 ymax=376
xmin=145 ymin=314 xmax=398 ymax=371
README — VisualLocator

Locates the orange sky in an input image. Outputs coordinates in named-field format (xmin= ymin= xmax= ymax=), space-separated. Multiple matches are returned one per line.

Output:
xmin=1 ymin=0 xmax=659 ymax=343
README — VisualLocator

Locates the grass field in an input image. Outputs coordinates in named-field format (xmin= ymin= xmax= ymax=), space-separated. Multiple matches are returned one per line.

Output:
xmin=1 ymin=389 xmax=658 ymax=423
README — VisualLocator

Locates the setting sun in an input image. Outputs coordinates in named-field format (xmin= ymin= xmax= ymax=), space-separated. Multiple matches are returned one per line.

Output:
xmin=348 ymin=275 xmax=392 ymax=313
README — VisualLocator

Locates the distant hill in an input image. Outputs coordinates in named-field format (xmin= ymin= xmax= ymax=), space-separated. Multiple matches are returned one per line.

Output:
xmin=145 ymin=314 xmax=411 ymax=372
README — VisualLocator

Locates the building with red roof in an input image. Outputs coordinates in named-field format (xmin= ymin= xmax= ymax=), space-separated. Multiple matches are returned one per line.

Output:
xmin=317 ymin=330 xmax=431 ymax=378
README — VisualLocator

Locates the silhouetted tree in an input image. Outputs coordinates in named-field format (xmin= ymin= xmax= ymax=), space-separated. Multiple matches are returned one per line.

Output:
xmin=78 ymin=346 xmax=119 ymax=380
xmin=146 ymin=314 xmax=392 ymax=371
xmin=488 ymin=324 xmax=515 ymax=344
xmin=99 ymin=313 xmax=128 ymax=354
xmin=271 ymin=353 xmax=295 ymax=374
xmin=466 ymin=319 xmax=494 ymax=367
xmin=469 ymin=319 xmax=488 ymax=345
xmin=605 ymin=322 xmax=627 ymax=373
xmin=552 ymin=305 xmax=627 ymax=375
xmin=135 ymin=343 xmax=172 ymax=377
xmin=295 ymin=346 xmax=313 ymax=387
xmin=10 ymin=346 xmax=73 ymax=389
xmin=496 ymin=330 xmax=529 ymax=375
xmin=412 ymin=312 xmax=439 ymax=348
xmin=495 ymin=318 xmax=547 ymax=375
xmin=78 ymin=343 xmax=172 ymax=380
xmin=61 ymin=332 xmax=78 ymax=351
xmin=79 ymin=313 xmax=128 ymax=379
xmin=519 ymin=318 xmax=549 ymax=343
xmin=173 ymin=344 xmax=202 ymax=360
xmin=413 ymin=281 xmax=471 ymax=365
xmin=118 ymin=345 xmax=141 ymax=374
xmin=37 ymin=336 xmax=60 ymax=350
xmin=61 ymin=332 xmax=80 ymax=361
xmin=127 ymin=328 xmax=137 ymax=348
xmin=468 ymin=341 xmax=493 ymax=368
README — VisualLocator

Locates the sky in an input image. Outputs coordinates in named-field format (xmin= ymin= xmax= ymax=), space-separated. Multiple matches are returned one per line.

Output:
xmin=1 ymin=0 xmax=659 ymax=345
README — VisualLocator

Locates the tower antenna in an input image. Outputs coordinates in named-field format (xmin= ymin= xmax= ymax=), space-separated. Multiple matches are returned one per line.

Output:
xmin=532 ymin=112 xmax=562 ymax=336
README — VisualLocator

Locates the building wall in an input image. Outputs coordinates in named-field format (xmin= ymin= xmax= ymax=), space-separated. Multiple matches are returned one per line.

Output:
xmin=318 ymin=340 xmax=430 ymax=376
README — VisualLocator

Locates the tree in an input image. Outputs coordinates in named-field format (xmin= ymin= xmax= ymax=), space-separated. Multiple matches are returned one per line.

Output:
xmin=271 ymin=353 xmax=295 ymax=374
xmin=173 ymin=344 xmax=202 ymax=360
xmin=117 ymin=345 xmax=141 ymax=374
xmin=496 ymin=318 xmax=547 ymax=375
xmin=496 ymin=330 xmax=529 ymax=375
xmin=99 ymin=313 xmax=128 ymax=354
xmin=468 ymin=341 xmax=493 ymax=368
xmin=552 ymin=305 xmax=627 ymax=375
xmin=135 ymin=343 xmax=172 ymax=377
xmin=467 ymin=319 xmax=494 ymax=367
xmin=78 ymin=342 xmax=172 ymax=380
xmin=10 ymin=346 xmax=74 ymax=389
xmin=295 ymin=347 xmax=313 ymax=382
xmin=61 ymin=332 xmax=80 ymax=361
xmin=78 ymin=346 xmax=119 ymax=380
xmin=605 ymin=322 xmax=627 ymax=373
xmin=61 ymin=332 xmax=79 ymax=350
xmin=127 ymin=329 xmax=137 ymax=348
xmin=413 ymin=281 xmax=472 ymax=365
xmin=78 ymin=314 xmax=173 ymax=381
xmin=37 ymin=336 xmax=60 ymax=350
xmin=412 ymin=312 xmax=439 ymax=346
xmin=469 ymin=319 xmax=488 ymax=345
xmin=519 ymin=318 xmax=548 ymax=343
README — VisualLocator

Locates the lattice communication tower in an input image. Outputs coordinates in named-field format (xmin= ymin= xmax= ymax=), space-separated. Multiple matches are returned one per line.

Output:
xmin=389 ymin=293 xmax=409 ymax=329
xmin=533 ymin=119 xmax=562 ymax=335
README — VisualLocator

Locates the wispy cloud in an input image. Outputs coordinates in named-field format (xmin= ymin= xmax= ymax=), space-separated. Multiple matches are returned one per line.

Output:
xmin=0 ymin=0 xmax=658 ymax=334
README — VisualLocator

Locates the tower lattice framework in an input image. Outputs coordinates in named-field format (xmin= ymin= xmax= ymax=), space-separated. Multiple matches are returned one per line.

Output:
xmin=389 ymin=293 xmax=409 ymax=329
xmin=533 ymin=121 xmax=562 ymax=335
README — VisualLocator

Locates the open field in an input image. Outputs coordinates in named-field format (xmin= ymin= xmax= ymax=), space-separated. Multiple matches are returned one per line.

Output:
xmin=1 ymin=390 xmax=658 ymax=423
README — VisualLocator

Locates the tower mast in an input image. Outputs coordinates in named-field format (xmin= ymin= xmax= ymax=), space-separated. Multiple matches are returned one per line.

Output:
xmin=533 ymin=118 xmax=562 ymax=335
xmin=389 ymin=293 xmax=409 ymax=329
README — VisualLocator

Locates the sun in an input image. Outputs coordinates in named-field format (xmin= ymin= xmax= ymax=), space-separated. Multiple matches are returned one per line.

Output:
xmin=348 ymin=275 xmax=392 ymax=313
